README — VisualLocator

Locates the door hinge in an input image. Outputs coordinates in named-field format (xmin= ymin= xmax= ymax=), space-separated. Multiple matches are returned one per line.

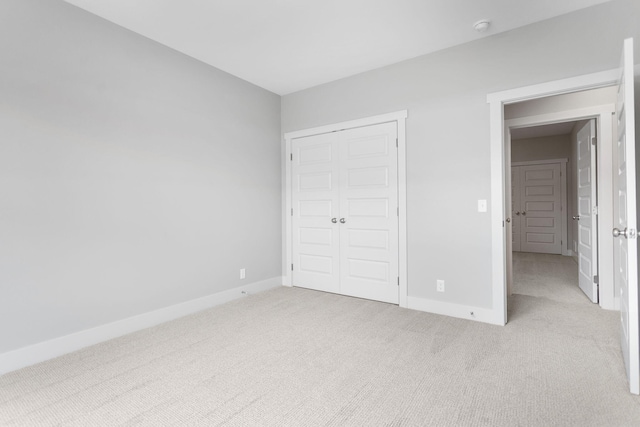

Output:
xmin=397 ymin=206 xmax=399 ymax=216
xmin=592 ymin=136 xmax=597 ymax=146
xmin=290 ymin=153 xmax=293 ymax=161
xmin=594 ymin=275 xmax=599 ymax=284
xmin=592 ymin=205 xmax=598 ymax=215
xmin=291 ymin=208 xmax=293 ymax=216
xmin=291 ymin=264 xmax=294 ymax=271
xmin=396 ymin=138 xmax=398 ymax=148
xmin=397 ymin=277 xmax=400 ymax=286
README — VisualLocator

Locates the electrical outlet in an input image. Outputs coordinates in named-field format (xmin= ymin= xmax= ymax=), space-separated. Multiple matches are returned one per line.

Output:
xmin=240 ymin=268 xmax=246 ymax=279
xmin=437 ymin=279 xmax=445 ymax=292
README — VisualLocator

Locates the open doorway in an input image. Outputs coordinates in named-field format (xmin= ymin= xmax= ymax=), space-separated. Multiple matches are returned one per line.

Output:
xmin=488 ymin=38 xmax=638 ymax=394
xmin=507 ymin=119 xmax=599 ymax=309
xmin=501 ymin=86 xmax=618 ymax=318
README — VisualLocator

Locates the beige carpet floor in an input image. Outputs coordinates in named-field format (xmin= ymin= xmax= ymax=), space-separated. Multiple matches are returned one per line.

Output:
xmin=1 ymin=253 xmax=640 ymax=426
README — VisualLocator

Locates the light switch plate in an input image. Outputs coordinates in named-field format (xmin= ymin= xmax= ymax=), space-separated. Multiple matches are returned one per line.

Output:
xmin=478 ymin=199 xmax=487 ymax=212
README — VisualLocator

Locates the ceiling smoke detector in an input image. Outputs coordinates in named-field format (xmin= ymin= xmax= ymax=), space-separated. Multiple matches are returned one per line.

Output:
xmin=473 ymin=19 xmax=491 ymax=33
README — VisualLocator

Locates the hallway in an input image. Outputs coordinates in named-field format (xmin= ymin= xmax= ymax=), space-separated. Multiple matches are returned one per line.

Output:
xmin=512 ymin=252 xmax=593 ymax=305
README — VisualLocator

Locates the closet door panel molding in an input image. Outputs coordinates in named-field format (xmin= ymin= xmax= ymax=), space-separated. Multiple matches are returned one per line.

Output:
xmin=284 ymin=111 xmax=407 ymax=306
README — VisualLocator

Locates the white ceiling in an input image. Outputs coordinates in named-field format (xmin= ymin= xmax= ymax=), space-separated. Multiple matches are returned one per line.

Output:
xmin=62 ymin=0 xmax=611 ymax=95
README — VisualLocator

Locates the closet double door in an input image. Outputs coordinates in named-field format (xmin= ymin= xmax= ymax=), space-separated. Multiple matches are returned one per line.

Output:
xmin=511 ymin=163 xmax=563 ymax=254
xmin=291 ymin=122 xmax=399 ymax=304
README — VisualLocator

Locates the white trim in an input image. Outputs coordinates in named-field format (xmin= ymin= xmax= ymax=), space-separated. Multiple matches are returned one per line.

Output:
xmin=561 ymin=161 xmax=568 ymax=257
xmin=511 ymin=158 xmax=568 ymax=166
xmin=486 ymin=69 xmax=619 ymax=105
xmin=284 ymin=111 xmax=408 ymax=140
xmin=489 ymin=101 xmax=507 ymax=325
xmin=397 ymin=116 xmax=408 ymax=308
xmin=407 ymin=296 xmax=499 ymax=325
xmin=283 ymin=111 xmax=409 ymax=307
xmin=506 ymin=106 xmax=614 ymax=129
xmin=0 ymin=277 xmax=283 ymax=375
xmin=506 ymin=106 xmax=615 ymax=309
xmin=489 ymin=70 xmax=618 ymax=325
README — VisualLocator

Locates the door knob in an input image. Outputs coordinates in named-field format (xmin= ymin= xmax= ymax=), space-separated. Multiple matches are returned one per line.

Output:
xmin=573 ymin=215 xmax=580 ymax=221
xmin=506 ymin=218 xmax=511 ymax=223
xmin=340 ymin=218 xmax=346 ymax=224
xmin=331 ymin=218 xmax=337 ymax=223
xmin=612 ymin=227 xmax=636 ymax=238
xmin=521 ymin=211 xmax=526 ymax=216
xmin=515 ymin=211 xmax=520 ymax=216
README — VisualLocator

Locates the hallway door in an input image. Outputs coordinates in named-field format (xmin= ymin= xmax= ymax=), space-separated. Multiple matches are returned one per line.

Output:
xmin=512 ymin=163 xmax=563 ymax=254
xmin=576 ymin=120 xmax=598 ymax=303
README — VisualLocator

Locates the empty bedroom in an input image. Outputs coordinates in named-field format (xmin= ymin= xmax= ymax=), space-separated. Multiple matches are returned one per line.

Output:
xmin=1 ymin=0 xmax=640 ymax=425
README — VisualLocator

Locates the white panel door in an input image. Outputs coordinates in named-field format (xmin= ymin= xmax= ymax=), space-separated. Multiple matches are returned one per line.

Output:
xmin=291 ymin=122 xmax=399 ymax=304
xmin=292 ymin=132 xmax=340 ymax=294
xmin=576 ymin=120 xmax=598 ymax=303
xmin=519 ymin=164 xmax=562 ymax=254
xmin=511 ymin=167 xmax=522 ymax=252
xmin=614 ymin=38 xmax=638 ymax=395
xmin=339 ymin=122 xmax=399 ymax=304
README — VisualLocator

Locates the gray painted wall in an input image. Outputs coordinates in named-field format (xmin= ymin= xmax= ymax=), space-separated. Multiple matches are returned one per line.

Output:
xmin=0 ymin=0 xmax=281 ymax=353
xmin=282 ymin=0 xmax=639 ymax=309
xmin=511 ymin=135 xmax=571 ymax=163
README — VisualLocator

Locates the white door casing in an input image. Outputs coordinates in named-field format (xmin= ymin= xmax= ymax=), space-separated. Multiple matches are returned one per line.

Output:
xmin=284 ymin=110 xmax=408 ymax=306
xmin=614 ymin=38 xmax=638 ymax=395
xmin=505 ymin=129 xmax=514 ymax=296
xmin=576 ymin=120 xmax=598 ymax=303
xmin=489 ymin=68 xmax=620 ymax=325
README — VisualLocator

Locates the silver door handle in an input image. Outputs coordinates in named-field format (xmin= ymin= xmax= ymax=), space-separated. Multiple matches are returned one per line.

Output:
xmin=331 ymin=218 xmax=337 ymax=223
xmin=613 ymin=227 xmax=636 ymax=238
xmin=521 ymin=211 xmax=526 ymax=216
xmin=515 ymin=211 xmax=520 ymax=216
xmin=340 ymin=218 xmax=346 ymax=224
xmin=506 ymin=218 xmax=511 ymax=223
xmin=573 ymin=215 xmax=580 ymax=220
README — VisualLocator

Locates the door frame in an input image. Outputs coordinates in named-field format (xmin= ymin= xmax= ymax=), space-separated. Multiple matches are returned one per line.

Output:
xmin=283 ymin=110 xmax=408 ymax=307
xmin=487 ymin=69 xmax=620 ymax=325
xmin=505 ymin=108 xmax=615 ymax=307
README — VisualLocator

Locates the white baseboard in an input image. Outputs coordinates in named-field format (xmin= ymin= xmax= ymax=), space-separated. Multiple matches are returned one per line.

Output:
xmin=407 ymin=296 xmax=502 ymax=326
xmin=0 ymin=277 xmax=283 ymax=375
